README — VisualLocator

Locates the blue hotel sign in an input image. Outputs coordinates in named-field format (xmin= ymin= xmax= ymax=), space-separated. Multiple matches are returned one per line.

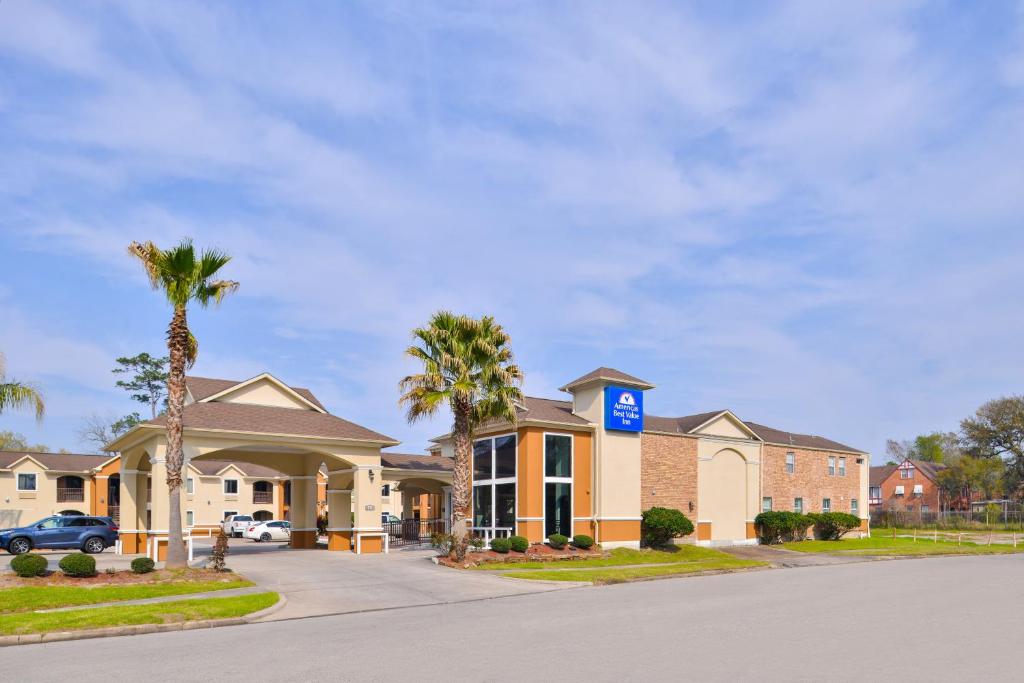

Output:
xmin=604 ymin=385 xmax=644 ymax=432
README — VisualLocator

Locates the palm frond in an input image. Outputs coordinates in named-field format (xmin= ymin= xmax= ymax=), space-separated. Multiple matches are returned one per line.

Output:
xmin=0 ymin=381 xmax=45 ymax=421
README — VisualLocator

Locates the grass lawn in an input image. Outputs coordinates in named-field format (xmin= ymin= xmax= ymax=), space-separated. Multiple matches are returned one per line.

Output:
xmin=474 ymin=545 xmax=742 ymax=570
xmin=504 ymin=557 xmax=764 ymax=584
xmin=0 ymin=578 xmax=254 ymax=614
xmin=0 ymin=592 xmax=279 ymax=636
xmin=782 ymin=537 xmax=1024 ymax=556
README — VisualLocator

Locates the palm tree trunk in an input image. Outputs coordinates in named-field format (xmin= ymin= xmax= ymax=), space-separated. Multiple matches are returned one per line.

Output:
xmin=164 ymin=305 xmax=189 ymax=568
xmin=450 ymin=397 xmax=472 ymax=562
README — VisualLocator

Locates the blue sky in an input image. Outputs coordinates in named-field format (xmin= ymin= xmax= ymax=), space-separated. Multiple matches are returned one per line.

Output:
xmin=2 ymin=1 xmax=1023 ymax=459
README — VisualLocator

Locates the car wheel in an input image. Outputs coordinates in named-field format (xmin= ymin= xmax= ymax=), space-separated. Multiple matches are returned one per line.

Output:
xmin=8 ymin=537 xmax=31 ymax=555
xmin=83 ymin=537 xmax=106 ymax=554
xmin=260 ymin=532 xmax=272 ymax=542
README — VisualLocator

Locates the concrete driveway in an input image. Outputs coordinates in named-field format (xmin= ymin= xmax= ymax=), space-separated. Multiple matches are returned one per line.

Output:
xmin=191 ymin=538 xmax=573 ymax=620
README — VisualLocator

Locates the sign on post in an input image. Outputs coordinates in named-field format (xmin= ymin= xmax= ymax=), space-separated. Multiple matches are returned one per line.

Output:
xmin=604 ymin=385 xmax=644 ymax=432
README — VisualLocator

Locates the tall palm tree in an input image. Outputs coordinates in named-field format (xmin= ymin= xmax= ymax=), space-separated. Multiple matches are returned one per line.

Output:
xmin=129 ymin=239 xmax=238 ymax=568
xmin=0 ymin=353 xmax=45 ymax=421
xmin=399 ymin=311 xmax=523 ymax=561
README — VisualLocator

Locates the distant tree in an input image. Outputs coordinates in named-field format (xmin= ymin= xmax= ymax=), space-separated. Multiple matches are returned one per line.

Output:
xmin=0 ymin=430 xmax=50 ymax=453
xmin=77 ymin=412 xmax=143 ymax=453
xmin=937 ymin=456 xmax=1005 ymax=509
xmin=960 ymin=396 xmax=1024 ymax=496
xmin=904 ymin=432 xmax=962 ymax=463
xmin=0 ymin=353 xmax=44 ymax=421
xmin=113 ymin=353 xmax=169 ymax=419
xmin=885 ymin=439 xmax=908 ymax=465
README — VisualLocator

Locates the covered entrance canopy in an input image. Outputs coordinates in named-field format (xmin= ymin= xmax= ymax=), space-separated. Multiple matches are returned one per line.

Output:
xmin=106 ymin=373 xmax=408 ymax=555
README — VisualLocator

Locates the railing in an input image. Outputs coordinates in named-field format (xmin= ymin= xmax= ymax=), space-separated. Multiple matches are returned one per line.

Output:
xmin=470 ymin=527 xmax=513 ymax=545
xmin=108 ymin=505 xmax=120 ymax=524
xmin=253 ymin=491 xmax=273 ymax=504
xmin=384 ymin=518 xmax=449 ymax=547
xmin=57 ymin=487 xmax=85 ymax=502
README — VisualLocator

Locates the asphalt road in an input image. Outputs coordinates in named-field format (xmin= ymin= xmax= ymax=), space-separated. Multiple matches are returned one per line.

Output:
xmin=8 ymin=554 xmax=1023 ymax=682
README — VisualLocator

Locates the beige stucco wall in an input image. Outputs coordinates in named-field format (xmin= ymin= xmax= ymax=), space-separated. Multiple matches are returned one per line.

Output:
xmin=215 ymin=378 xmax=312 ymax=410
xmin=183 ymin=464 xmax=279 ymax=529
xmin=0 ymin=459 xmax=91 ymax=528
xmin=696 ymin=434 xmax=761 ymax=542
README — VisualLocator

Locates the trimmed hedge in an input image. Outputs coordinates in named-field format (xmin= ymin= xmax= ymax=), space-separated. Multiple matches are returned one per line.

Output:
xmin=58 ymin=552 xmax=97 ymax=578
xmin=547 ymin=534 xmax=568 ymax=549
xmin=808 ymin=512 xmax=862 ymax=540
xmin=754 ymin=511 xmax=814 ymax=544
xmin=572 ymin=534 xmax=594 ymax=549
xmin=131 ymin=557 xmax=156 ymax=574
xmin=508 ymin=535 xmax=529 ymax=553
xmin=10 ymin=553 xmax=48 ymax=578
xmin=490 ymin=537 xmax=511 ymax=553
xmin=641 ymin=507 xmax=694 ymax=548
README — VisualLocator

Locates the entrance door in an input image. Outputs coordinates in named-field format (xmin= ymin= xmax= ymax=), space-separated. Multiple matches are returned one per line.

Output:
xmin=704 ymin=449 xmax=747 ymax=541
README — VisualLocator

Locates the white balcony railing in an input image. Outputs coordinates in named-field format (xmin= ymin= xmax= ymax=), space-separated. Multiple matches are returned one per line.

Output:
xmin=471 ymin=527 xmax=513 ymax=546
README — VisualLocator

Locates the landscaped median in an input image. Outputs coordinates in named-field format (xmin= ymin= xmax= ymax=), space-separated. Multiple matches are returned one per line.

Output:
xmin=472 ymin=546 xmax=767 ymax=584
xmin=780 ymin=536 xmax=1024 ymax=556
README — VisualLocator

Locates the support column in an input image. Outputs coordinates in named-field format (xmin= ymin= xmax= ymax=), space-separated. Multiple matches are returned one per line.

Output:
xmin=289 ymin=475 xmax=318 ymax=549
xmin=118 ymin=470 xmax=142 ymax=553
xmin=326 ymin=489 xmax=353 ymax=551
xmin=352 ymin=466 xmax=384 ymax=553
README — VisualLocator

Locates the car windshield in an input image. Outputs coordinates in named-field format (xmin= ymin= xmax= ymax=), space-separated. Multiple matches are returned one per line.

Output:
xmin=234 ymin=516 xmax=252 ymax=522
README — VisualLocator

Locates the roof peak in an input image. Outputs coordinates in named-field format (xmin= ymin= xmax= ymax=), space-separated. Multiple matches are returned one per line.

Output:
xmin=559 ymin=367 xmax=655 ymax=392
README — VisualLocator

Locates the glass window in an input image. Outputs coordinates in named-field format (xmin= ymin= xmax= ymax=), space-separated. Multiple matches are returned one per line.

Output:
xmin=223 ymin=511 xmax=238 ymax=520
xmin=785 ymin=452 xmax=795 ymax=474
xmin=762 ymin=497 xmax=773 ymax=512
xmin=851 ymin=499 xmax=858 ymax=515
xmin=827 ymin=457 xmax=836 ymax=476
xmin=473 ymin=486 xmax=492 ymax=528
xmin=186 ymin=510 xmax=194 ymax=526
xmin=921 ymin=504 xmax=930 ymax=513
xmin=495 ymin=435 xmax=517 ymax=479
xmin=17 ymin=473 xmax=37 ymax=491
xmin=869 ymin=486 xmax=881 ymax=500
xmin=838 ymin=457 xmax=846 ymax=477
xmin=794 ymin=498 xmax=803 ymax=514
xmin=545 ymin=482 xmax=572 ymax=538
xmin=495 ymin=483 xmax=516 ymax=529
xmin=223 ymin=479 xmax=239 ymax=495
xmin=545 ymin=434 xmax=572 ymax=478
xmin=35 ymin=517 xmax=61 ymax=529
xmin=186 ymin=477 xmax=194 ymax=494
xmin=473 ymin=439 xmax=492 ymax=480
xmin=381 ymin=484 xmax=390 ymax=497
xmin=900 ymin=468 xmax=912 ymax=479
xmin=822 ymin=498 xmax=831 ymax=513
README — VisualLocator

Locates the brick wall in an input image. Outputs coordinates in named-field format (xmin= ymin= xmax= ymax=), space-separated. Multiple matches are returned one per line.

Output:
xmin=640 ymin=433 xmax=698 ymax=520
xmin=876 ymin=467 xmax=941 ymax=512
xmin=762 ymin=445 xmax=864 ymax=515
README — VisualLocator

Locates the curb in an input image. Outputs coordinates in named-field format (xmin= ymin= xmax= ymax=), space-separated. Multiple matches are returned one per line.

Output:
xmin=0 ymin=593 xmax=284 ymax=648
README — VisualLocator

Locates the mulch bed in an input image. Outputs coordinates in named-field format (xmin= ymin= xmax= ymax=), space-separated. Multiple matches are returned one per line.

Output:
xmin=0 ymin=568 xmax=237 ymax=588
xmin=438 ymin=543 xmax=603 ymax=569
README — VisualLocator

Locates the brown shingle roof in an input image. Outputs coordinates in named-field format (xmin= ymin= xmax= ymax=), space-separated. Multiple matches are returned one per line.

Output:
xmin=644 ymin=410 xmax=728 ymax=435
xmin=0 ymin=451 xmax=110 ymax=472
xmin=559 ymin=367 xmax=654 ymax=391
xmin=870 ymin=464 xmax=896 ymax=486
xmin=744 ymin=422 xmax=865 ymax=454
xmin=905 ymin=459 xmax=945 ymax=482
xmin=188 ymin=460 xmax=287 ymax=479
xmin=145 ymin=401 xmax=397 ymax=444
xmin=186 ymin=375 xmax=327 ymax=411
xmin=381 ymin=452 xmax=453 ymax=473
xmin=475 ymin=396 xmax=591 ymax=431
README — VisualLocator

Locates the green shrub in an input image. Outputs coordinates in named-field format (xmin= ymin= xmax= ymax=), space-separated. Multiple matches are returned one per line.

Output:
xmin=547 ymin=533 xmax=568 ymax=549
xmin=641 ymin=507 xmax=694 ymax=547
xmin=755 ymin=511 xmax=814 ymax=544
xmin=131 ymin=557 xmax=156 ymax=574
xmin=58 ymin=552 xmax=96 ymax=578
xmin=572 ymin=534 xmax=594 ymax=549
xmin=808 ymin=512 xmax=862 ymax=540
xmin=508 ymin=535 xmax=529 ymax=553
xmin=490 ymin=537 xmax=511 ymax=553
xmin=10 ymin=553 xmax=48 ymax=578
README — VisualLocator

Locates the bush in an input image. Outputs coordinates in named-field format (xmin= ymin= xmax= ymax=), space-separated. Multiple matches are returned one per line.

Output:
xmin=508 ymin=535 xmax=529 ymax=553
xmin=547 ymin=533 xmax=568 ymax=549
xmin=641 ymin=507 xmax=694 ymax=547
xmin=755 ymin=511 xmax=814 ymax=544
xmin=58 ymin=552 xmax=96 ymax=578
xmin=10 ymin=553 xmax=48 ymax=578
xmin=490 ymin=537 xmax=511 ymax=553
xmin=131 ymin=557 xmax=156 ymax=574
xmin=808 ymin=512 xmax=862 ymax=540
xmin=572 ymin=534 xmax=594 ymax=549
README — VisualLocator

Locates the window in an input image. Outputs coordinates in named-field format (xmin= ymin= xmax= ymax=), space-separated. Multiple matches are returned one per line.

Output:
xmin=900 ymin=467 xmax=913 ymax=479
xmin=223 ymin=479 xmax=239 ymax=495
xmin=186 ymin=510 xmax=194 ymax=527
xmin=223 ymin=511 xmax=238 ymax=520
xmin=34 ymin=517 xmax=61 ymax=529
xmin=762 ymin=497 xmax=773 ymax=513
xmin=186 ymin=477 xmax=194 ymax=495
xmin=906 ymin=504 xmax=914 ymax=512
xmin=851 ymin=498 xmax=858 ymax=515
xmin=827 ymin=457 xmax=836 ymax=476
xmin=381 ymin=484 xmax=390 ymax=498
xmin=913 ymin=484 xmax=924 ymax=495
xmin=895 ymin=485 xmax=905 ymax=496
xmin=472 ymin=434 xmax=517 ymax=535
xmin=822 ymin=498 xmax=831 ymax=513
xmin=544 ymin=434 xmax=573 ymax=538
xmin=794 ymin=498 xmax=803 ymax=514
xmin=838 ymin=457 xmax=846 ymax=477
xmin=869 ymin=486 xmax=881 ymax=501
xmin=17 ymin=473 xmax=37 ymax=491
xmin=921 ymin=505 xmax=930 ymax=513
xmin=785 ymin=452 xmax=795 ymax=474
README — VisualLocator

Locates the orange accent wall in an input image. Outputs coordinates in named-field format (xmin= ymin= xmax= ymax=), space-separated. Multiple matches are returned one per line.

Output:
xmin=289 ymin=530 xmax=316 ymax=549
xmin=359 ymin=535 xmax=383 ymax=553
xmin=599 ymin=519 xmax=640 ymax=542
xmin=697 ymin=522 xmax=712 ymax=541
xmin=328 ymin=530 xmax=351 ymax=551
xmin=573 ymin=431 xmax=593 ymax=521
xmin=517 ymin=428 xmax=544 ymax=523
xmin=746 ymin=522 xmax=757 ymax=539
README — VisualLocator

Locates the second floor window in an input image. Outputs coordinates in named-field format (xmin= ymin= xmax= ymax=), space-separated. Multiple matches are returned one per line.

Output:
xmin=869 ymin=486 xmax=881 ymax=500
xmin=900 ymin=467 xmax=913 ymax=479
xmin=17 ymin=473 xmax=37 ymax=491
xmin=827 ymin=457 xmax=836 ymax=476
xmin=223 ymin=479 xmax=239 ymax=495
xmin=785 ymin=452 xmax=795 ymax=474
xmin=186 ymin=477 xmax=194 ymax=495
xmin=838 ymin=457 xmax=846 ymax=477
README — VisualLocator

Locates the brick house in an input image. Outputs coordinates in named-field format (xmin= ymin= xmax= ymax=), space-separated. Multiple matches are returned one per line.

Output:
xmin=869 ymin=458 xmax=945 ymax=514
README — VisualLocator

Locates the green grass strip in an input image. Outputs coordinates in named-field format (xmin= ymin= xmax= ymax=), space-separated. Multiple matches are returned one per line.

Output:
xmin=473 ymin=545 xmax=741 ymax=570
xmin=0 ymin=579 xmax=254 ymax=614
xmin=504 ymin=559 xmax=764 ymax=584
xmin=781 ymin=537 xmax=1024 ymax=555
xmin=0 ymin=592 xmax=278 ymax=636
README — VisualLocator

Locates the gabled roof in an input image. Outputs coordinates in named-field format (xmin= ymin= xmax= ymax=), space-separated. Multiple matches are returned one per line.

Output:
xmin=474 ymin=396 xmax=591 ymax=432
xmin=188 ymin=459 xmax=288 ymax=479
xmin=559 ymin=367 xmax=655 ymax=392
xmin=0 ymin=451 xmax=111 ymax=472
xmin=870 ymin=464 xmax=897 ymax=486
xmin=644 ymin=410 xmax=730 ymax=435
xmin=744 ymin=422 xmax=865 ymax=454
xmin=901 ymin=458 xmax=946 ymax=482
xmin=381 ymin=452 xmax=453 ymax=473
xmin=187 ymin=375 xmax=327 ymax=411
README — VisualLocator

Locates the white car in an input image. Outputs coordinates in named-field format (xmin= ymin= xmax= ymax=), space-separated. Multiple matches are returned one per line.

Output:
xmin=244 ymin=520 xmax=291 ymax=542
xmin=222 ymin=514 xmax=254 ymax=538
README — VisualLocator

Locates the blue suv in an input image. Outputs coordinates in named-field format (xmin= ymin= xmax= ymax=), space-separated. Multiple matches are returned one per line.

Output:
xmin=0 ymin=515 xmax=119 ymax=555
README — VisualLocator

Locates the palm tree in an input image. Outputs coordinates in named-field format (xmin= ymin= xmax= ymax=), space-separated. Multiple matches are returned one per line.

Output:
xmin=0 ymin=353 xmax=45 ymax=421
xmin=129 ymin=239 xmax=238 ymax=568
xmin=399 ymin=311 xmax=523 ymax=561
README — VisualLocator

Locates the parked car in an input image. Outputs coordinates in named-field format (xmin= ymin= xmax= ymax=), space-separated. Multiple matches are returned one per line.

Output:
xmin=244 ymin=520 xmax=291 ymax=542
xmin=221 ymin=514 xmax=254 ymax=538
xmin=0 ymin=515 xmax=119 ymax=555
xmin=381 ymin=513 xmax=401 ymax=525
